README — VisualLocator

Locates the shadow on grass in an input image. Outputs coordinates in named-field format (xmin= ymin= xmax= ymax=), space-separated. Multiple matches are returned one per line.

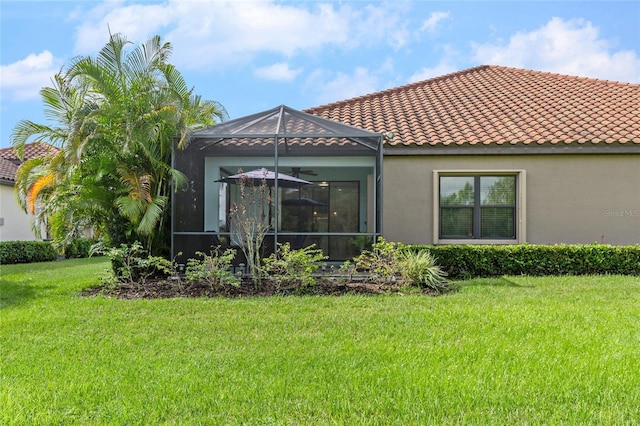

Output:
xmin=0 ymin=279 xmax=42 ymax=309
xmin=3 ymin=256 xmax=106 ymax=271
xmin=460 ymin=276 xmax=532 ymax=287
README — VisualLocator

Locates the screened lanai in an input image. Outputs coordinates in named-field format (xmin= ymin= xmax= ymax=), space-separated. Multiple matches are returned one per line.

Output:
xmin=171 ymin=105 xmax=384 ymax=263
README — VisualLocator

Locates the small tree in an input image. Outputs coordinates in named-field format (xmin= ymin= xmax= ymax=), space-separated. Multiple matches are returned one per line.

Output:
xmin=229 ymin=173 xmax=271 ymax=288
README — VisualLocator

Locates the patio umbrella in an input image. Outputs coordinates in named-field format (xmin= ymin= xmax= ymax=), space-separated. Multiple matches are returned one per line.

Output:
xmin=216 ymin=168 xmax=312 ymax=188
xmin=281 ymin=197 xmax=326 ymax=207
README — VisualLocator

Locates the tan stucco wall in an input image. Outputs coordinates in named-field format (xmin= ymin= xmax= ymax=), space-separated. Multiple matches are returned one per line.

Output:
xmin=0 ymin=184 xmax=40 ymax=241
xmin=382 ymin=154 xmax=640 ymax=245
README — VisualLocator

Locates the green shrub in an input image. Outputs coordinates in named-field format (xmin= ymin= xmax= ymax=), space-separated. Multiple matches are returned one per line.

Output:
xmin=409 ymin=244 xmax=640 ymax=279
xmin=349 ymin=239 xmax=450 ymax=292
xmin=185 ymin=249 xmax=240 ymax=290
xmin=103 ymin=241 xmax=173 ymax=285
xmin=262 ymin=243 xmax=327 ymax=292
xmin=63 ymin=238 xmax=97 ymax=258
xmin=0 ymin=240 xmax=58 ymax=264
xmin=400 ymin=250 xmax=448 ymax=292
xmin=351 ymin=237 xmax=406 ymax=283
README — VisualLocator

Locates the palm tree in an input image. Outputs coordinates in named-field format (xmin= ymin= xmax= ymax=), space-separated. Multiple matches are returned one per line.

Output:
xmin=12 ymin=72 xmax=95 ymax=245
xmin=12 ymin=33 xmax=227 ymax=255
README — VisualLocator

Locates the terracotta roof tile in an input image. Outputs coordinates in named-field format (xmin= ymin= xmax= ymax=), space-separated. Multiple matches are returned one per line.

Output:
xmin=304 ymin=65 xmax=640 ymax=147
xmin=0 ymin=142 xmax=58 ymax=183
xmin=0 ymin=157 xmax=19 ymax=183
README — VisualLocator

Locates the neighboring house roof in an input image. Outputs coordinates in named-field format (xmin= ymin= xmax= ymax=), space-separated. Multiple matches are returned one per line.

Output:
xmin=0 ymin=142 xmax=58 ymax=184
xmin=0 ymin=157 xmax=19 ymax=184
xmin=304 ymin=65 xmax=640 ymax=149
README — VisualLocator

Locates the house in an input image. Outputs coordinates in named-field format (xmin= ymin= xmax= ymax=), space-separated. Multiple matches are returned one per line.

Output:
xmin=0 ymin=142 xmax=55 ymax=241
xmin=305 ymin=65 xmax=640 ymax=247
xmin=172 ymin=65 xmax=639 ymax=262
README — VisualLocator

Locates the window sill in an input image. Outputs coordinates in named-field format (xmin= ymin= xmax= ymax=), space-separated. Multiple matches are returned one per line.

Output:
xmin=435 ymin=239 xmax=519 ymax=245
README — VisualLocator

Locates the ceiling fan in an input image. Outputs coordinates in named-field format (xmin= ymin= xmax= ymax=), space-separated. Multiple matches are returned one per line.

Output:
xmin=286 ymin=167 xmax=317 ymax=177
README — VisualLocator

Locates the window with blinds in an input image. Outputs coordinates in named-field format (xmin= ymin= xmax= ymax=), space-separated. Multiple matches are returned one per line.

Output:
xmin=439 ymin=175 xmax=516 ymax=239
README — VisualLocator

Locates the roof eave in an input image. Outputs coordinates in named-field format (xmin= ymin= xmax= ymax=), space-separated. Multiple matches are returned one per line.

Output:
xmin=384 ymin=141 xmax=640 ymax=155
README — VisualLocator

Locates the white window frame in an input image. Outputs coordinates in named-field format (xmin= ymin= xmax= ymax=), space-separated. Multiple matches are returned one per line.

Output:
xmin=433 ymin=170 xmax=527 ymax=245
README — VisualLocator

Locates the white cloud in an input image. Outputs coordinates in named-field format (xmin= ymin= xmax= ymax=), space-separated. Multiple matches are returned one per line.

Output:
xmin=472 ymin=17 xmax=640 ymax=83
xmin=0 ymin=51 xmax=62 ymax=100
xmin=73 ymin=1 xmax=174 ymax=55
xmin=409 ymin=62 xmax=458 ymax=83
xmin=254 ymin=62 xmax=303 ymax=82
xmin=420 ymin=11 xmax=450 ymax=32
xmin=305 ymin=67 xmax=379 ymax=105
xmin=409 ymin=44 xmax=459 ymax=82
xmin=350 ymin=2 xmax=412 ymax=50
xmin=70 ymin=1 xmax=412 ymax=71
xmin=166 ymin=1 xmax=351 ymax=70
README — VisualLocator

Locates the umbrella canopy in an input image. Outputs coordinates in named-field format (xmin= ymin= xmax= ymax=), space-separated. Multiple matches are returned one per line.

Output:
xmin=281 ymin=197 xmax=326 ymax=207
xmin=216 ymin=168 xmax=312 ymax=188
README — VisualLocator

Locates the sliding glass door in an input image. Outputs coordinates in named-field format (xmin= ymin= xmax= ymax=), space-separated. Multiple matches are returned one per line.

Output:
xmin=280 ymin=181 xmax=360 ymax=259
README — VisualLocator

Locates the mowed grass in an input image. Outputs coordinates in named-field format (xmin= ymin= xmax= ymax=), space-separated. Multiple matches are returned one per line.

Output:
xmin=1 ymin=258 xmax=639 ymax=424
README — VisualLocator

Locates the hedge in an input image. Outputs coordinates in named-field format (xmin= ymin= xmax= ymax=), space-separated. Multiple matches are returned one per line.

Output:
xmin=0 ymin=240 xmax=58 ymax=264
xmin=409 ymin=244 xmax=640 ymax=279
xmin=63 ymin=238 xmax=97 ymax=259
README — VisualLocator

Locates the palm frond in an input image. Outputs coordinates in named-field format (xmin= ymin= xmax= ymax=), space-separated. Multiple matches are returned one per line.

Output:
xmin=27 ymin=174 xmax=55 ymax=214
xmin=137 ymin=195 xmax=167 ymax=235
xmin=117 ymin=166 xmax=153 ymax=203
xmin=169 ymin=167 xmax=188 ymax=191
xmin=13 ymin=157 xmax=49 ymax=210
xmin=115 ymin=195 xmax=145 ymax=223
xmin=161 ymin=63 xmax=190 ymax=99
xmin=10 ymin=120 xmax=62 ymax=157
xmin=98 ymin=32 xmax=130 ymax=79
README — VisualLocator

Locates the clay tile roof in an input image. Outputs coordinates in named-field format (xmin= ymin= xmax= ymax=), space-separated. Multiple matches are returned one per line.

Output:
xmin=0 ymin=157 xmax=19 ymax=183
xmin=304 ymin=65 xmax=640 ymax=148
xmin=0 ymin=142 xmax=58 ymax=183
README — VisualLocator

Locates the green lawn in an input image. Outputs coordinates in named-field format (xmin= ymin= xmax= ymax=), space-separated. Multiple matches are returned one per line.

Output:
xmin=1 ymin=258 xmax=639 ymax=424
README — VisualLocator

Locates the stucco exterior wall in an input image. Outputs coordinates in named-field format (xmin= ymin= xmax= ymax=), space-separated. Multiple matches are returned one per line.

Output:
xmin=0 ymin=184 xmax=39 ymax=241
xmin=382 ymin=154 xmax=640 ymax=246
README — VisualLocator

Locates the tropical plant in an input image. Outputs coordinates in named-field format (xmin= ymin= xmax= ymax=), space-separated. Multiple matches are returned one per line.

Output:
xmin=11 ymin=32 xmax=227 ymax=256
xmin=399 ymin=250 xmax=448 ymax=292
xmin=262 ymin=243 xmax=327 ymax=292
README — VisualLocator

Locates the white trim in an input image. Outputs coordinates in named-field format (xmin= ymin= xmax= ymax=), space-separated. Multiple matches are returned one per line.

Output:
xmin=433 ymin=170 xmax=527 ymax=245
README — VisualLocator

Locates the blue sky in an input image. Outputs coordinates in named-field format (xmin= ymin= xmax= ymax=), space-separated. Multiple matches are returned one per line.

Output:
xmin=1 ymin=1 xmax=639 ymax=148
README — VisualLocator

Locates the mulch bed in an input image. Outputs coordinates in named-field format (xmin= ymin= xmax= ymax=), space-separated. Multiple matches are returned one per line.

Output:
xmin=81 ymin=277 xmax=443 ymax=299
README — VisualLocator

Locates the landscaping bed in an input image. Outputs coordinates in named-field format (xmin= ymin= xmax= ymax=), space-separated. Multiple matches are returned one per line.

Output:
xmin=88 ymin=239 xmax=452 ymax=299
xmin=81 ymin=275 xmax=442 ymax=299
